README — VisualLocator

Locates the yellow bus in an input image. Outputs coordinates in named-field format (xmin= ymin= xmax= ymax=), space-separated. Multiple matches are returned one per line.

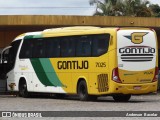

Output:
xmin=2 ymin=26 xmax=158 ymax=102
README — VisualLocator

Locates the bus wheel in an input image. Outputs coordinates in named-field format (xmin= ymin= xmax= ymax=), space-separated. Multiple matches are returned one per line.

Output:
xmin=113 ymin=94 xmax=131 ymax=102
xmin=78 ymin=80 xmax=90 ymax=101
xmin=19 ymin=80 xmax=29 ymax=98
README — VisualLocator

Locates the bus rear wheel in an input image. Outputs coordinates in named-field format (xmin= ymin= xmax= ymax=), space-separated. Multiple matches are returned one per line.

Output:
xmin=19 ymin=80 xmax=29 ymax=98
xmin=78 ymin=80 xmax=97 ymax=101
xmin=78 ymin=80 xmax=89 ymax=101
xmin=113 ymin=94 xmax=131 ymax=102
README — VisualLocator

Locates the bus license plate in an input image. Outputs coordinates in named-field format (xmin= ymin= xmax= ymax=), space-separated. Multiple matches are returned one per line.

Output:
xmin=133 ymin=86 xmax=141 ymax=90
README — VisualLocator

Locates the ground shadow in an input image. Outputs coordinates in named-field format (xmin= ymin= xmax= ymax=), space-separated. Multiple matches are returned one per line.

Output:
xmin=0 ymin=93 xmax=157 ymax=103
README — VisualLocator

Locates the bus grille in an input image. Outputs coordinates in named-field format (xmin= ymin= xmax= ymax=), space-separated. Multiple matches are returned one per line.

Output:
xmin=97 ymin=74 xmax=108 ymax=92
xmin=121 ymin=54 xmax=153 ymax=62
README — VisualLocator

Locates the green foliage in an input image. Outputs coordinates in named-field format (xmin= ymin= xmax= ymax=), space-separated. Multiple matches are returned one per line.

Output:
xmin=90 ymin=0 xmax=160 ymax=17
xmin=149 ymin=4 xmax=160 ymax=17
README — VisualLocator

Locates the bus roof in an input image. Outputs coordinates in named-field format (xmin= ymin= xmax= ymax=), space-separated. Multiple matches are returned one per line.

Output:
xmin=43 ymin=26 xmax=101 ymax=32
xmin=13 ymin=31 xmax=42 ymax=42
xmin=12 ymin=26 xmax=152 ymax=42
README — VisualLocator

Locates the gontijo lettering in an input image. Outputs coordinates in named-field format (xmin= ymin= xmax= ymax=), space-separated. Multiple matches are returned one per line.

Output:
xmin=119 ymin=46 xmax=155 ymax=54
xmin=57 ymin=60 xmax=89 ymax=69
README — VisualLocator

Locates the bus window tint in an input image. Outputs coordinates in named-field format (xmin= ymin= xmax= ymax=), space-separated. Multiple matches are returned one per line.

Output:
xmin=76 ymin=36 xmax=91 ymax=57
xmin=46 ymin=38 xmax=60 ymax=58
xmin=19 ymin=40 xmax=33 ymax=58
xmin=61 ymin=38 xmax=75 ymax=57
xmin=8 ymin=40 xmax=21 ymax=70
xmin=92 ymin=34 xmax=110 ymax=56
xmin=19 ymin=34 xmax=110 ymax=59
xmin=33 ymin=39 xmax=46 ymax=58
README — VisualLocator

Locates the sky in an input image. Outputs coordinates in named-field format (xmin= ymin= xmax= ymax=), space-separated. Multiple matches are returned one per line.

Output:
xmin=0 ymin=0 xmax=160 ymax=16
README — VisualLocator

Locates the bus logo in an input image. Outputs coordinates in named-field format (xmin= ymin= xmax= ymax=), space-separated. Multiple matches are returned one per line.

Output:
xmin=124 ymin=32 xmax=148 ymax=44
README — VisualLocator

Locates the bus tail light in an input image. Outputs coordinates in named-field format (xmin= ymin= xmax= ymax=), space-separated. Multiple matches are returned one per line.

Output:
xmin=112 ymin=67 xmax=122 ymax=83
xmin=152 ymin=67 xmax=159 ymax=82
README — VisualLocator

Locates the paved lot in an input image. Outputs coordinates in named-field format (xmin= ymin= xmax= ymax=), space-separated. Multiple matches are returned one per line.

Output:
xmin=0 ymin=93 xmax=160 ymax=120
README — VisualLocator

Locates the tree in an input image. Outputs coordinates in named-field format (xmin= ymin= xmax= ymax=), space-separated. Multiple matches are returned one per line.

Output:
xmin=134 ymin=0 xmax=152 ymax=17
xmin=89 ymin=0 xmax=124 ymax=16
xmin=90 ymin=0 xmax=153 ymax=17
xmin=149 ymin=4 xmax=160 ymax=17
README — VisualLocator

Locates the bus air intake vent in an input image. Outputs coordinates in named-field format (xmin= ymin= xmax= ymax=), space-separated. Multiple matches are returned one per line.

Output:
xmin=97 ymin=74 xmax=108 ymax=92
xmin=121 ymin=54 xmax=153 ymax=62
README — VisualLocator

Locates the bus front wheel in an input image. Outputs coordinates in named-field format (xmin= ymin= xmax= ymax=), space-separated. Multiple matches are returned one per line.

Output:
xmin=113 ymin=94 xmax=131 ymax=102
xmin=19 ymin=80 xmax=29 ymax=98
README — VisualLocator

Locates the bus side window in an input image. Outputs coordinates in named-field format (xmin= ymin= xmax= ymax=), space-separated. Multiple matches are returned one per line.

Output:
xmin=61 ymin=37 xmax=75 ymax=57
xmin=76 ymin=36 xmax=91 ymax=57
xmin=92 ymin=34 xmax=110 ymax=56
xmin=19 ymin=40 xmax=33 ymax=59
xmin=46 ymin=38 xmax=60 ymax=58
xmin=8 ymin=40 xmax=21 ymax=70
xmin=33 ymin=39 xmax=46 ymax=58
xmin=2 ymin=49 xmax=9 ymax=63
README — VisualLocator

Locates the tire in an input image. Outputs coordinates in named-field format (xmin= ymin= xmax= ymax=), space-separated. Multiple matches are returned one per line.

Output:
xmin=78 ymin=80 xmax=96 ymax=101
xmin=113 ymin=94 xmax=131 ymax=102
xmin=19 ymin=80 xmax=30 ymax=98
